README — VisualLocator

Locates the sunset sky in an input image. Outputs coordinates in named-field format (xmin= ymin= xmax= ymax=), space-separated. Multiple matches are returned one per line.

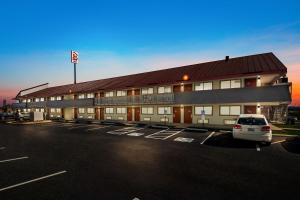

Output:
xmin=0 ymin=0 xmax=300 ymax=106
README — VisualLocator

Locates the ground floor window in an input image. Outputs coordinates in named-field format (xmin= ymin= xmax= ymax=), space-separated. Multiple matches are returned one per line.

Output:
xmin=105 ymin=107 xmax=114 ymax=114
xmin=50 ymin=108 xmax=55 ymax=113
xmin=142 ymin=107 xmax=154 ymax=114
xmin=224 ymin=119 xmax=236 ymax=125
xmin=158 ymin=107 xmax=171 ymax=115
xmin=117 ymin=107 xmax=126 ymax=114
xmin=220 ymin=106 xmax=241 ymax=116
xmin=195 ymin=106 xmax=213 ymax=115
xmin=87 ymin=108 xmax=94 ymax=114
xmin=78 ymin=108 xmax=85 ymax=114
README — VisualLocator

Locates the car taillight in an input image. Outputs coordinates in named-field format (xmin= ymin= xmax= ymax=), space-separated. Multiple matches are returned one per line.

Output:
xmin=233 ymin=124 xmax=242 ymax=129
xmin=261 ymin=126 xmax=271 ymax=131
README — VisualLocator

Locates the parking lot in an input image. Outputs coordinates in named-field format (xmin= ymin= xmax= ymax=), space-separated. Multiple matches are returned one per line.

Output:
xmin=0 ymin=122 xmax=300 ymax=199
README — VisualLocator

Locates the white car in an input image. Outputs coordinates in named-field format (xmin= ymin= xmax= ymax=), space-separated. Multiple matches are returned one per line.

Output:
xmin=232 ymin=114 xmax=272 ymax=145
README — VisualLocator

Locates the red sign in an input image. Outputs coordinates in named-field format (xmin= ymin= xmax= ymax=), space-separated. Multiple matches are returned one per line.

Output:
xmin=71 ymin=51 xmax=79 ymax=63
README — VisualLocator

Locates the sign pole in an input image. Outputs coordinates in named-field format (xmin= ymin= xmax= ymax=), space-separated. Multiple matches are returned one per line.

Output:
xmin=74 ymin=62 xmax=77 ymax=84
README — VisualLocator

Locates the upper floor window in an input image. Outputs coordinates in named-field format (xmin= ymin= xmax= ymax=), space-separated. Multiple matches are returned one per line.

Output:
xmin=78 ymin=108 xmax=85 ymax=114
xmin=87 ymin=108 xmax=94 ymax=114
xmin=56 ymin=108 xmax=61 ymax=113
xmin=56 ymin=96 xmax=62 ymax=101
xmin=78 ymin=94 xmax=85 ymax=99
xmin=220 ymin=79 xmax=241 ymax=89
xmin=87 ymin=93 xmax=94 ymax=98
xmin=105 ymin=91 xmax=114 ymax=97
xmin=35 ymin=98 xmax=40 ymax=102
xmin=195 ymin=82 xmax=213 ymax=91
xmin=195 ymin=106 xmax=213 ymax=115
xmin=158 ymin=107 xmax=171 ymax=115
xmin=116 ymin=90 xmax=126 ymax=97
xmin=116 ymin=107 xmax=126 ymax=114
xmin=50 ymin=97 xmax=55 ymax=101
xmin=220 ymin=105 xmax=241 ymax=116
xmin=142 ymin=107 xmax=154 ymax=115
xmin=40 ymin=98 xmax=45 ymax=102
xmin=142 ymin=88 xmax=154 ymax=95
xmin=50 ymin=108 xmax=56 ymax=113
xmin=40 ymin=108 xmax=45 ymax=112
xmin=158 ymin=86 xmax=171 ymax=94
xmin=22 ymin=99 xmax=26 ymax=103
xmin=27 ymin=99 xmax=31 ymax=103
xmin=105 ymin=107 xmax=114 ymax=114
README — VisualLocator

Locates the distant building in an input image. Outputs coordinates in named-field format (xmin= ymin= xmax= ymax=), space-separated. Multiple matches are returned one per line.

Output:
xmin=12 ymin=52 xmax=292 ymax=124
xmin=3 ymin=99 xmax=7 ymax=107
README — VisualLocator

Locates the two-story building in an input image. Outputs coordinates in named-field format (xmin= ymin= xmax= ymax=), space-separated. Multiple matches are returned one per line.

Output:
xmin=13 ymin=52 xmax=292 ymax=125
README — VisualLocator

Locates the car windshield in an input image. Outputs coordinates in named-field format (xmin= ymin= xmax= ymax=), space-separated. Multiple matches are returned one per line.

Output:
xmin=237 ymin=117 xmax=267 ymax=125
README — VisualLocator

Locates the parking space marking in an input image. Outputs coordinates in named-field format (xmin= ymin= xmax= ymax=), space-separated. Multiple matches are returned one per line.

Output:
xmin=68 ymin=124 xmax=98 ymax=130
xmin=256 ymin=144 xmax=261 ymax=152
xmin=107 ymin=127 xmax=144 ymax=135
xmin=0 ymin=156 xmax=29 ymax=163
xmin=271 ymin=139 xmax=286 ymax=145
xmin=0 ymin=170 xmax=67 ymax=192
xmin=0 ymin=147 xmax=5 ymax=150
xmin=200 ymin=131 xmax=215 ymax=145
xmin=174 ymin=137 xmax=194 ymax=143
xmin=86 ymin=125 xmax=111 ymax=131
xmin=145 ymin=129 xmax=183 ymax=140
xmin=127 ymin=132 xmax=145 ymax=137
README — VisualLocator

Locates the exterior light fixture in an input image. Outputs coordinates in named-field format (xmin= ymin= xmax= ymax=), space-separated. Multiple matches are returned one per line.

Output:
xmin=182 ymin=74 xmax=189 ymax=81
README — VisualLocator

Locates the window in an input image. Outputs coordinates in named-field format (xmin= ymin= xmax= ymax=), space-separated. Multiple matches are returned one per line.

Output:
xmin=56 ymin=96 xmax=62 ymax=101
xmin=142 ymin=107 xmax=154 ymax=114
xmin=87 ymin=108 xmax=94 ymax=114
xmin=105 ymin=91 xmax=114 ymax=97
xmin=158 ymin=86 xmax=171 ymax=94
xmin=35 ymin=98 xmax=40 ymax=102
xmin=22 ymin=99 xmax=27 ymax=103
xmin=158 ymin=107 xmax=171 ymax=115
xmin=50 ymin=108 xmax=55 ymax=113
xmin=220 ymin=106 xmax=241 ymax=116
xmin=116 ymin=107 xmax=126 ymax=114
xmin=220 ymin=80 xmax=241 ymax=89
xmin=142 ymin=88 xmax=154 ymax=95
xmin=27 ymin=99 xmax=31 ymax=102
xmin=195 ymin=106 xmax=213 ymax=115
xmin=87 ymin=93 xmax=94 ymax=98
xmin=56 ymin=108 xmax=61 ymax=113
xmin=116 ymin=90 xmax=126 ymax=97
xmin=237 ymin=117 xmax=267 ymax=125
xmin=78 ymin=108 xmax=85 ymax=114
xmin=78 ymin=94 xmax=85 ymax=99
xmin=50 ymin=97 xmax=55 ymax=101
xmin=40 ymin=108 xmax=45 ymax=112
xmin=105 ymin=107 xmax=114 ymax=114
xmin=195 ymin=82 xmax=213 ymax=91
xmin=40 ymin=98 xmax=45 ymax=102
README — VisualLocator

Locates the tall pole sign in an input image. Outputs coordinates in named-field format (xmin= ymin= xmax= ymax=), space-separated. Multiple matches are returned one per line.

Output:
xmin=71 ymin=51 xmax=79 ymax=84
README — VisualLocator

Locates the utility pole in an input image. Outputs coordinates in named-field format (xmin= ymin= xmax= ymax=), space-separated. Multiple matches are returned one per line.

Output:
xmin=74 ymin=62 xmax=77 ymax=84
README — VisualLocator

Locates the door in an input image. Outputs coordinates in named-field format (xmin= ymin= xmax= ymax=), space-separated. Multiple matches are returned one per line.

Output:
xmin=61 ymin=108 xmax=64 ymax=118
xmin=134 ymin=89 xmax=140 ymax=95
xmin=127 ymin=107 xmax=133 ymax=121
xmin=184 ymin=106 xmax=192 ymax=124
xmin=74 ymin=108 xmax=78 ymax=119
xmin=100 ymin=108 xmax=104 ymax=120
xmin=173 ymin=107 xmax=181 ymax=123
xmin=184 ymin=84 xmax=193 ymax=92
xmin=245 ymin=78 xmax=257 ymax=87
xmin=127 ymin=90 xmax=133 ymax=96
xmin=95 ymin=108 xmax=100 ymax=120
xmin=134 ymin=107 xmax=140 ymax=121
xmin=244 ymin=106 xmax=256 ymax=114
xmin=173 ymin=85 xmax=181 ymax=93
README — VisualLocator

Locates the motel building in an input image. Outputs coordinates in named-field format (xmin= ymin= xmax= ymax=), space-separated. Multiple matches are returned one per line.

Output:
xmin=13 ymin=53 xmax=292 ymax=127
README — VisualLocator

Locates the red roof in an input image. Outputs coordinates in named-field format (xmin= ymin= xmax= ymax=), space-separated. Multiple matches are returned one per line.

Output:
xmin=18 ymin=52 xmax=287 ymax=98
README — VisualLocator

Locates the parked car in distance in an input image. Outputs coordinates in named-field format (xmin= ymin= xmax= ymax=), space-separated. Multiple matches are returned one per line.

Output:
xmin=232 ymin=114 xmax=272 ymax=145
xmin=16 ymin=112 xmax=30 ymax=121
xmin=286 ymin=115 xmax=298 ymax=125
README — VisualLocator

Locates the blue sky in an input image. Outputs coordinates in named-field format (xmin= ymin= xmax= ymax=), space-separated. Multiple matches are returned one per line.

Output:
xmin=1 ymin=0 xmax=300 ymax=104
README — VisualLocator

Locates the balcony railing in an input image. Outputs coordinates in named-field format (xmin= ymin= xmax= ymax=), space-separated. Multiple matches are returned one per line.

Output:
xmin=12 ymin=84 xmax=291 ymax=109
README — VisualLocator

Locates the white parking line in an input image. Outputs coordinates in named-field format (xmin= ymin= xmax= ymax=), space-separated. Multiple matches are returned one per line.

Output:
xmin=0 ymin=170 xmax=67 ymax=192
xmin=200 ymin=131 xmax=215 ymax=145
xmin=86 ymin=125 xmax=111 ymax=131
xmin=271 ymin=140 xmax=286 ymax=145
xmin=145 ymin=129 xmax=183 ymax=140
xmin=107 ymin=127 xmax=144 ymax=135
xmin=68 ymin=125 xmax=95 ymax=130
xmin=174 ymin=137 xmax=194 ymax=143
xmin=256 ymin=144 xmax=261 ymax=152
xmin=0 ymin=156 xmax=29 ymax=163
xmin=0 ymin=147 xmax=6 ymax=150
